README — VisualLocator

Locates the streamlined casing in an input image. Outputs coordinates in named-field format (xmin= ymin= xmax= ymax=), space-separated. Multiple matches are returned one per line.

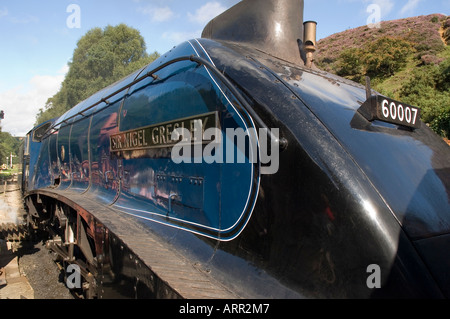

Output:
xmin=20 ymin=0 xmax=450 ymax=299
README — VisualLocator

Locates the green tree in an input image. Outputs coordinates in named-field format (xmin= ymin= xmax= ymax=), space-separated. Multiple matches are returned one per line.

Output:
xmin=336 ymin=48 xmax=364 ymax=82
xmin=362 ymin=37 xmax=414 ymax=79
xmin=435 ymin=57 xmax=450 ymax=91
xmin=36 ymin=24 xmax=160 ymax=125
xmin=0 ymin=130 xmax=21 ymax=166
xmin=430 ymin=109 xmax=450 ymax=138
xmin=399 ymin=59 xmax=450 ymax=136
xmin=337 ymin=36 xmax=415 ymax=82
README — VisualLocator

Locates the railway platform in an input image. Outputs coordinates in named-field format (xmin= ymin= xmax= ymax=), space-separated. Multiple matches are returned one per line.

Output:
xmin=0 ymin=240 xmax=34 ymax=299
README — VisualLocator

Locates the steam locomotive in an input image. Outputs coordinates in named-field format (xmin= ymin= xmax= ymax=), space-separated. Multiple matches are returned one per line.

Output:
xmin=19 ymin=0 xmax=450 ymax=298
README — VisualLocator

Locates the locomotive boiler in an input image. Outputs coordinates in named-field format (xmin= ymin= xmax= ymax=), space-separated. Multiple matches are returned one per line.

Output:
xmin=18 ymin=0 xmax=450 ymax=298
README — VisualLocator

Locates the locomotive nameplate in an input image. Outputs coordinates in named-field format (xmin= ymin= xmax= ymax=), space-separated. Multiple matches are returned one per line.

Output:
xmin=110 ymin=111 xmax=219 ymax=152
xmin=358 ymin=95 xmax=421 ymax=129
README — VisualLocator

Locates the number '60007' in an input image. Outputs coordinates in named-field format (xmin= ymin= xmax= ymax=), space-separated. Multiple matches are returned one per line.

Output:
xmin=381 ymin=99 xmax=418 ymax=125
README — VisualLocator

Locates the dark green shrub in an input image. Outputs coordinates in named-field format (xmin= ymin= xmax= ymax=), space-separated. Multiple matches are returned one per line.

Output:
xmin=363 ymin=37 xmax=415 ymax=78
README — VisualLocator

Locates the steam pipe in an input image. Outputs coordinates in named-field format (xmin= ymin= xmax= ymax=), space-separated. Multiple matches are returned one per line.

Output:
xmin=303 ymin=21 xmax=317 ymax=68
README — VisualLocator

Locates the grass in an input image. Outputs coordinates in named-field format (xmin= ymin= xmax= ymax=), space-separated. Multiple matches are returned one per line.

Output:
xmin=0 ymin=167 xmax=20 ymax=180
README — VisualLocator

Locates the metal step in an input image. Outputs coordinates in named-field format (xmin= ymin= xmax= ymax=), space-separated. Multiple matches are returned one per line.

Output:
xmin=0 ymin=223 xmax=28 ymax=242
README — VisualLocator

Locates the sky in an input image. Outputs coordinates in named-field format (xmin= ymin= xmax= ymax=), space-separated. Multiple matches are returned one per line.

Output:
xmin=0 ymin=0 xmax=448 ymax=137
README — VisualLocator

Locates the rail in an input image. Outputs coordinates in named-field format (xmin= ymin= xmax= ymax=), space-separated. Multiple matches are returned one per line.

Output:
xmin=0 ymin=176 xmax=19 ymax=195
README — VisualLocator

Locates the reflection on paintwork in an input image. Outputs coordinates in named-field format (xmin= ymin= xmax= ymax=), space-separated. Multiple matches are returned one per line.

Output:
xmin=113 ymin=42 xmax=259 ymax=240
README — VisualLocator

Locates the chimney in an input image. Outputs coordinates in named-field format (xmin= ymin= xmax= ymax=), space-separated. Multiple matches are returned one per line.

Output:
xmin=202 ymin=0 xmax=305 ymax=66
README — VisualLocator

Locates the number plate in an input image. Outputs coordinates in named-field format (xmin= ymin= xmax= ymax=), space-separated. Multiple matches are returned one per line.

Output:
xmin=358 ymin=95 xmax=421 ymax=129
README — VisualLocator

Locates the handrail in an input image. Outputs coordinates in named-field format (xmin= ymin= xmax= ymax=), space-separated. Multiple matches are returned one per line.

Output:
xmin=41 ymin=55 xmax=285 ymax=147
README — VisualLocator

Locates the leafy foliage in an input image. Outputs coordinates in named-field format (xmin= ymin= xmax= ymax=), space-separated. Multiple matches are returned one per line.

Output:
xmin=0 ymin=129 xmax=21 ymax=166
xmin=36 ymin=24 xmax=160 ymax=125
xmin=363 ymin=37 xmax=414 ymax=78
xmin=336 ymin=48 xmax=364 ymax=82
xmin=337 ymin=37 xmax=414 ymax=81
xmin=399 ymin=56 xmax=450 ymax=137
xmin=430 ymin=109 xmax=450 ymax=138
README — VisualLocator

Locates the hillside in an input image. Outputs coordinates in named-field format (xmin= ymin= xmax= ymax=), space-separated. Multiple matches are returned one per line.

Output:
xmin=315 ymin=14 xmax=450 ymax=139
xmin=317 ymin=14 xmax=448 ymax=73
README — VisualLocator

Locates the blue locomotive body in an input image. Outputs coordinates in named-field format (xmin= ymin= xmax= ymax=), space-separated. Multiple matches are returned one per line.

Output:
xmin=21 ymin=0 xmax=450 ymax=299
